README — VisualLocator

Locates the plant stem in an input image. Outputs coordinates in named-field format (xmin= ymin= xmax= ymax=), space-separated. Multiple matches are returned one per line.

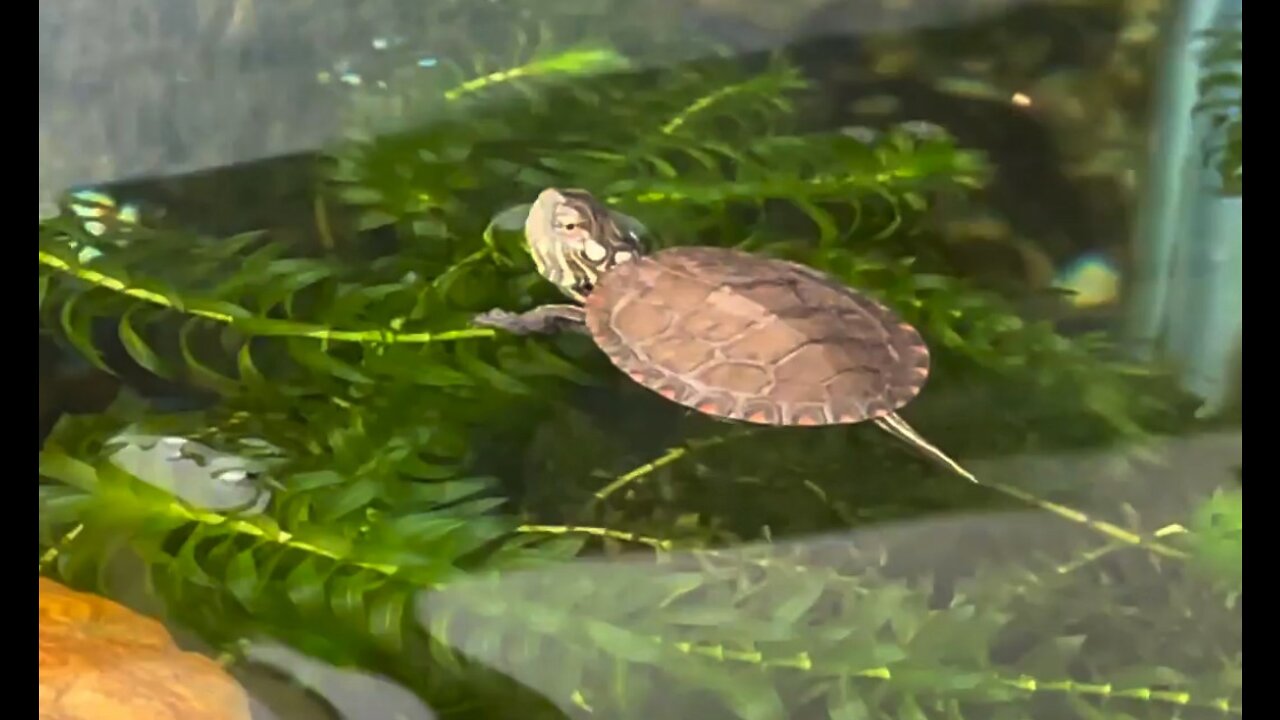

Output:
xmin=590 ymin=429 xmax=759 ymax=503
xmin=517 ymin=524 xmax=672 ymax=551
xmin=597 ymin=431 xmax=1189 ymax=559
xmin=40 ymin=251 xmax=495 ymax=344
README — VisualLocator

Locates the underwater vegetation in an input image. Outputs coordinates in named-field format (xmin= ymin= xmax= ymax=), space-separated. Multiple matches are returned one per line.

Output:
xmin=39 ymin=39 xmax=1239 ymax=720
xmin=1193 ymin=14 xmax=1241 ymax=196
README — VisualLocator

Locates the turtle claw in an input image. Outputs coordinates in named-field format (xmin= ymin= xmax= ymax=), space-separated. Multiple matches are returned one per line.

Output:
xmin=472 ymin=309 xmax=525 ymax=333
xmin=472 ymin=305 xmax=589 ymax=336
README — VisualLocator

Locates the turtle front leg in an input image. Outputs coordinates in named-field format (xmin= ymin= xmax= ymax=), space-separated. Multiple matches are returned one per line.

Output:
xmin=472 ymin=304 xmax=589 ymax=336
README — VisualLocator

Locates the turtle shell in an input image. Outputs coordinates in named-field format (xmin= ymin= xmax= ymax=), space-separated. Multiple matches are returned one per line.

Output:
xmin=583 ymin=246 xmax=931 ymax=426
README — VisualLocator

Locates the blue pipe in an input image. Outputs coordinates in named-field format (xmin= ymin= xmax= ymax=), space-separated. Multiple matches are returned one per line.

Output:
xmin=1126 ymin=0 xmax=1241 ymax=416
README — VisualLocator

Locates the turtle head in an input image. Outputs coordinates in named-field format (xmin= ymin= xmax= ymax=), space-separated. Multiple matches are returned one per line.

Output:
xmin=525 ymin=188 xmax=643 ymax=301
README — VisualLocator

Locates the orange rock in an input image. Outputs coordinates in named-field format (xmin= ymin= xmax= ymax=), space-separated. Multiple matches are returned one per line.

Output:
xmin=39 ymin=576 xmax=251 ymax=720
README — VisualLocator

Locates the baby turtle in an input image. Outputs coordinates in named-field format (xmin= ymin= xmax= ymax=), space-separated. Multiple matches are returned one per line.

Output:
xmin=475 ymin=188 xmax=975 ymax=482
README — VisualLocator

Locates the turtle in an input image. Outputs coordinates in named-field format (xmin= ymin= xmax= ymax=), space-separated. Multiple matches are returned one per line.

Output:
xmin=474 ymin=187 xmax=975 ymax=483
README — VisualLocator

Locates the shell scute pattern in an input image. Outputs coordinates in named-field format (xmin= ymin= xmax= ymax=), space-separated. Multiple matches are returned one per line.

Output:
xmin=584 ymin=246 xmax=931 ymax=426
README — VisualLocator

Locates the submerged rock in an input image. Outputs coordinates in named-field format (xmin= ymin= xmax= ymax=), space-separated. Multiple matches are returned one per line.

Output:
xmin=38 ymin=576 xmax=251 ymax=720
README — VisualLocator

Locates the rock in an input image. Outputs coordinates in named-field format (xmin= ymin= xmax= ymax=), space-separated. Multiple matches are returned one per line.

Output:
xmin=39 ymin=576 xmax=251 ymax=720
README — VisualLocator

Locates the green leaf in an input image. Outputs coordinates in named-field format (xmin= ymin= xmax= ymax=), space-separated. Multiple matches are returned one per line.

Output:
xmin=57 ymin=293 xmax=112 ymax=374
xmin=795 ymin=197 xmax=838 ymax=246
xmin=393 ymin=457 xmax=461 ymax=481
xmin=896 ymin=695 xmax=928 ymax=720
xmin=718 ymin=674 xmax=787 ymax=720
xmin=212 ymin=230 xmax=269 ymax=259
xmin=398 ymin=476 xmax=496 ymax=505
xmin=583 ymin=620 xmax=664 ymax=664
xmin=769 ymin=568 xmax=827 ymax=625
xmin=657 ymin=605 xmax=744 ymax=626
xmin=288 ymin=470 xmax=348 ymax=492
xmin=286 ymin=339 xmax=373 ymax=385
xmin=358 ymin=210 xmax=398 ymax=231
xmin=381 ymin=512 xmax=471 ymax=544
xmin=828 ymin=680 xmax=873 ymax=720
xmin=173 ymin=530 xmax=217 ymax=588
xmin=335 ymin=185 xmax=385 ymax=206
xmin=509 ymin=340 xmax=597 ymax=385
xmin=368 ymin=587 xmax=408 ymax=651
xmin=118 ymin=306 xmax=170 ymax=378
xmin=330 ymin=569 xmax=381 ymax=628
xmin=1105 ymin=665 xmax=1191 ymax=691
xmin=316 ymin=478 xmax=380 ymax=523
xmin=1014 ymin=635 xmax=1086 ymax=679
xmin=412 ymin=217 xmax=449 ymax=238
xmin=406 ymin=362 xmax=475 ymax=387
xmin=178 ymin=320 xmax=240 ymax=395
xmin=39 ymin=450 xmax=100 ymax=491
xmin=236 ymin=340 xmax=270 ymax=390
xmin=225 ymin=547 xmax=260 ymax=608
xmin=456 ymin=343 xmax=535 ymax=395
xmin=284 ymin=557 xmax=330 ymax=613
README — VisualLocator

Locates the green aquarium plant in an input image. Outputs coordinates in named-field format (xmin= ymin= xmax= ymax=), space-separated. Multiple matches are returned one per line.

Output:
xmin=40 ymin=43 xmax=1236 ymax=720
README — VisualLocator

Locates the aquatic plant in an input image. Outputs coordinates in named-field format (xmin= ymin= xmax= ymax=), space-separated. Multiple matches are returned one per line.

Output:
xmin=1192 ymin=14 xmax=1241 ymax=196
xmin=39 ymin=44 xmax=1238 ymax=720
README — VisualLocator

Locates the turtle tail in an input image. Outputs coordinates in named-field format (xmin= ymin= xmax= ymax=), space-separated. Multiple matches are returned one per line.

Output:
xmin=872 ymin=412 xmax=978 ymax=483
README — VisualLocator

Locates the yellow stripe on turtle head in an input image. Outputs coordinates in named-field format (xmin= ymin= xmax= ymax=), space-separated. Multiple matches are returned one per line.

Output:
xmin=524 ymin=187 xmax=643 ymax=302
